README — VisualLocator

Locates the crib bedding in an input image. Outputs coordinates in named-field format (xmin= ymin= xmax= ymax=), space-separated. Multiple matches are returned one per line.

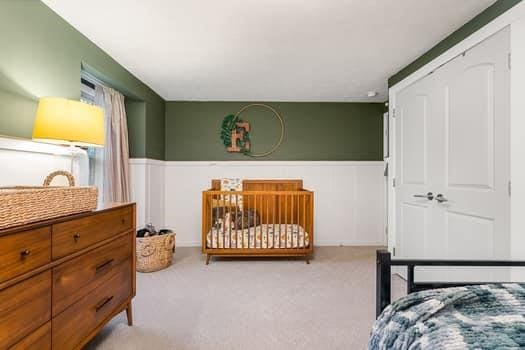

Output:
xmin=206 ymin=223 xmax=310 ymax=249
xmin=369 ymin=283 xmax=525 ymax=350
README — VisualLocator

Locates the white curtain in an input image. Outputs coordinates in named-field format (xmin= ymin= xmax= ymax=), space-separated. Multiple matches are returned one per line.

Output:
xmin=94 ymin=85 xmax=130 ymax=202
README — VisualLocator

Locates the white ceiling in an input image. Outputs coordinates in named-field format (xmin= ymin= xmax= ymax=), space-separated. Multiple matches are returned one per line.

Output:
xmin=43 ymin=0 xmax=496 ymax=102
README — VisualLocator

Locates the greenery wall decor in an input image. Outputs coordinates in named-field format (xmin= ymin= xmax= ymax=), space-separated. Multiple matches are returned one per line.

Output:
xmin=220 ymin=103 xmax=285 ymax=158
xmin=220 ymin=114 xmax=251 ymax=154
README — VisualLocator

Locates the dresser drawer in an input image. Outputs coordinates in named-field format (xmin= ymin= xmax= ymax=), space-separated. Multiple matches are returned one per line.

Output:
xmin=52 ymin=261 xmax=132 ymax=350
xmin=10 ymin=322 xmax=51 ymax=350
xmin=0 ymin=271 xmax=51 ymax=349
xmin=52 ymin=234 xmax=132 ymax=316
xmin=0 ymin=227 xmax=51 ymax=284
xmin=52 ymin=207 xmax=132 ymax=259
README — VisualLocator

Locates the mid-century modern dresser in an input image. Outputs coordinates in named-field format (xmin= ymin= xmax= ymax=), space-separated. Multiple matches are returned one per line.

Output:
xmin=0 ymin=202 xmax=136 ymax=349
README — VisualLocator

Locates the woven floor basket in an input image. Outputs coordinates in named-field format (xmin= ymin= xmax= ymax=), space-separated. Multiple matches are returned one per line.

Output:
xmin=0 ymin=170 xmax=98 ymax=230
xmin=136 ymin=233 xmax=176 ymax=273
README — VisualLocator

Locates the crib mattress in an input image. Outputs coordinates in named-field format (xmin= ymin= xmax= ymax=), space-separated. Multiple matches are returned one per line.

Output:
xmin=206 ymin=224 xmax=310 ymax=249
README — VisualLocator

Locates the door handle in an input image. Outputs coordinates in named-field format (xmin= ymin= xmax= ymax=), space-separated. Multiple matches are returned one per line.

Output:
xmin=413 ymin=192 xmax=434 ymax=200
xmin=435 ymin=194 xmax=448 ymax=203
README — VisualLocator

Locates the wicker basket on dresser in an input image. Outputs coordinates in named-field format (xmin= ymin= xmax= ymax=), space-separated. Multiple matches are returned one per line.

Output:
xmin=0 ymin=202 xmax=136 ymax=350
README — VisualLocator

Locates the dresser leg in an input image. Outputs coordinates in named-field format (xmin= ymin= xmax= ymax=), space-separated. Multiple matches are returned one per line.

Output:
xmin=126 ymin=303 xmax=133 ymax=326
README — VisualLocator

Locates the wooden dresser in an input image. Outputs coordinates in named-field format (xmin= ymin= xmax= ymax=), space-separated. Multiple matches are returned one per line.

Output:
xmin=0 ymin=203 xmax=136 ymax=350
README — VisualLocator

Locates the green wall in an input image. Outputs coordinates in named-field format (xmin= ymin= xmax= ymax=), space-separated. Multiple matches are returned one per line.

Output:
xmin=389 ymin=0 xmax=522 ymax=86
xmin=0 ymin=0 xmax=165 ymax=159
xmin=165 ymin=102 xmax=383 ymax=161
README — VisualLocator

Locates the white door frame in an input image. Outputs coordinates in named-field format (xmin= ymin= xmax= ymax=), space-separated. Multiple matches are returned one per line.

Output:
xmin=387 ymin=1 xmax=525 ymax=256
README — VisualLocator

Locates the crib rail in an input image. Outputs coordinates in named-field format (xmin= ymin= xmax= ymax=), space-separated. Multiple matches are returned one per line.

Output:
xmin=202 ymin=190 xmax=314 ymax=257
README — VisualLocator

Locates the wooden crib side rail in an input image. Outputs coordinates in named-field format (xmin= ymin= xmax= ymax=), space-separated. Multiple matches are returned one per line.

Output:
xmin=203 ymin=190 xmax=313 ymax=195
xmin=201 ymin=191 xmax=314 ymax=254
xmin=211 ymin=179 xmax=304 ymax=191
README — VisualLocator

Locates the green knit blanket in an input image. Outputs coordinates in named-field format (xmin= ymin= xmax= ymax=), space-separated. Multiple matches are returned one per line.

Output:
xmin=369 ymin=284 xmax=525 ymax=349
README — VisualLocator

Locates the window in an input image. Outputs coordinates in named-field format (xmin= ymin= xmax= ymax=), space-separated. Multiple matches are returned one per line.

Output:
xmin=80 ymin=77 xmax=96 ymax=105
xmin=80 ymin=73 xmax=104 ymax=194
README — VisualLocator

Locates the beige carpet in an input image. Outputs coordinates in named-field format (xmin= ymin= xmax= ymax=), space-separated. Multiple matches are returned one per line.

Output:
xmin=87 ymin=247 xmax=405 ymax=350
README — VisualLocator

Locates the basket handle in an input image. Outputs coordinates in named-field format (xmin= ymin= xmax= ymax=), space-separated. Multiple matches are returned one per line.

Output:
xmin=43 ymin=170 xmax=76 ymax=187
xmin=140 ymin=244 xmax=155 ymax=257
xmin=165 ymin=234 xmax=176 ymax=251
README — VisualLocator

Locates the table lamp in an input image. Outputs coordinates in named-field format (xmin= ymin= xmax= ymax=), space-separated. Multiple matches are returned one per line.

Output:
xmin=32 ymin=97 xmax=105 ymax=178
xmin=33 ymin=97 xmax=104 ymax=147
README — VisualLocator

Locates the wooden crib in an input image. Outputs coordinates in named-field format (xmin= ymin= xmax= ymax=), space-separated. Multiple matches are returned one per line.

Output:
xmin=202 ymin=179 xmax=314 ymax=264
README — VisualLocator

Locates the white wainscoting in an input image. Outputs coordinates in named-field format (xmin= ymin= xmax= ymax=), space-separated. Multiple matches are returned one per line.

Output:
xmin=129 ymin=158 xmax=165 ymax=230
xmin=130 ymin=159 xmax=386 ymax=247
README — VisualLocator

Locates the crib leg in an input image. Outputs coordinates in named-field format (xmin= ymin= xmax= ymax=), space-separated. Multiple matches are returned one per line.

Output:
xmin=305 ymin=256 xmax=310 ymax=264
xmin=206 ymin=255 xmax=211 ymax=265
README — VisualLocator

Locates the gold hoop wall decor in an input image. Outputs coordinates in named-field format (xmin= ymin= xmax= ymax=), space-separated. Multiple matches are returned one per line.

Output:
xmin=220 ymin=103 xmax=285 ymax=158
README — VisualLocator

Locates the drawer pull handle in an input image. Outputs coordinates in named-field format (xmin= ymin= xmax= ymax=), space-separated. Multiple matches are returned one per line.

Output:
xmin=73 ymin=233 xmax=81 ymax=242
xmin=95 ymin=259 xmax=114 ymax=273
xmin=95 ymin=296 xmax=114 ymax=313
xmin=121 ymin=218 xmax=126 ymax=225
xmin=20 ymin=249 xmax=31 ymax=258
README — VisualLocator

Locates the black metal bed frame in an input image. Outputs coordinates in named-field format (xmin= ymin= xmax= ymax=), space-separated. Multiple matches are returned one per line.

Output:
xmin=376 ymin=249 xmax=525 ymax=317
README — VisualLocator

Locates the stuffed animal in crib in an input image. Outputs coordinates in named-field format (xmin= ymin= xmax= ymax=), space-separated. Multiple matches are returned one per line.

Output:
xmin=231 ymin=209 xmax=260 ymax=229
xmin=211 ymin=207 xmax=260 ymax=230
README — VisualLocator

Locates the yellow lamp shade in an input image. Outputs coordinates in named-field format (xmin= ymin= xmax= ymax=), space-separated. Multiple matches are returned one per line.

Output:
xmin=33 ymin=97 xmax=105 ymax=147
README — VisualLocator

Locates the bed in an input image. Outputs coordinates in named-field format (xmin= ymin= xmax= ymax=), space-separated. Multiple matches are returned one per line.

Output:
xmin=371 ymin=250 xmax=525 ymax=349
xmin=202 ymin=179 xmax=314 ymax=264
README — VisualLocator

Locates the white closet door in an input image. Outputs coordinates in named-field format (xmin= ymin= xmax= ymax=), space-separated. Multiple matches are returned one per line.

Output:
xmin=394 ymin=27 xmax=510 ymax=273
xmin=437 ymin=27 xmax=510 ymax=261
xmin=395 ymin=73 xmax=443 ymax=258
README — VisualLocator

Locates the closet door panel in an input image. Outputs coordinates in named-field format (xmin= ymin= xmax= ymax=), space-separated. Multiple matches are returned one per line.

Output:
xmin=401 ymin=95 xmax=427 ymax=185
xmin=442 ymin=27 xmax=510 ymax=260
xmin=447 ymin=63 xmax=495 ymax=190
xmin=395 ymin=76 xmax=440 ymax=258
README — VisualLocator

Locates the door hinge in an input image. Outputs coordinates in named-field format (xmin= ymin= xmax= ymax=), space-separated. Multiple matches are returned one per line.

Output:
xmin=392 ymin=178 xmax=396 ymax=187
xmin=508 ymin=53 xmax=512 ymax=70
xmin=392 ymin=247 xmax=396 ymax=256
xmin=508 ymin=180 xmax=512 ymax=196
xmin=391 ymin=108 xmax=396 ymax=118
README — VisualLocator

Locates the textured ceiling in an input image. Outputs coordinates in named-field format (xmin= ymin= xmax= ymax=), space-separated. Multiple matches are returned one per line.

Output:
xmin=43 ymin=0 xmax=496 ymax=102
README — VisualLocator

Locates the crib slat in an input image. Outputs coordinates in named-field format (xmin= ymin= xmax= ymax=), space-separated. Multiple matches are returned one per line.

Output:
xmin=259 ymin=194 xmax=262 ymax=249
xmin=228 ymin=193 xmax=232 ymax=248
xmin=295 ymin=194 xmax=298 ymax=250
xmin=213 ymin=194 xmax=216 ymax=249
xmin=222 ymin=194 xmax=226 ymax=249
xmin=241 ymin=195 xmax=245 ymax=248
xmin=296 ymin=194 xmax=299 ymax=249
xmin=297 ymin=194 xmax=300 ymax=250
xmin=249 ymin=194 xmax=252 ymax=249
xmin=285 ymin=194 xmax=288 ymax=249
xmin=290 ymin=195 xmax=294 ymax=248
xmin=303 ymin=195 xmax=306 ymax=249
xmin=258 ymin=194 xmax=261 ymax=249
xmin=273 ymin=194 xmax=276 ymax=249
xmin=265 ymin=195 xmax=268 ymax=249
xmin=235 ymin=193 xmax=239 ymax=249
